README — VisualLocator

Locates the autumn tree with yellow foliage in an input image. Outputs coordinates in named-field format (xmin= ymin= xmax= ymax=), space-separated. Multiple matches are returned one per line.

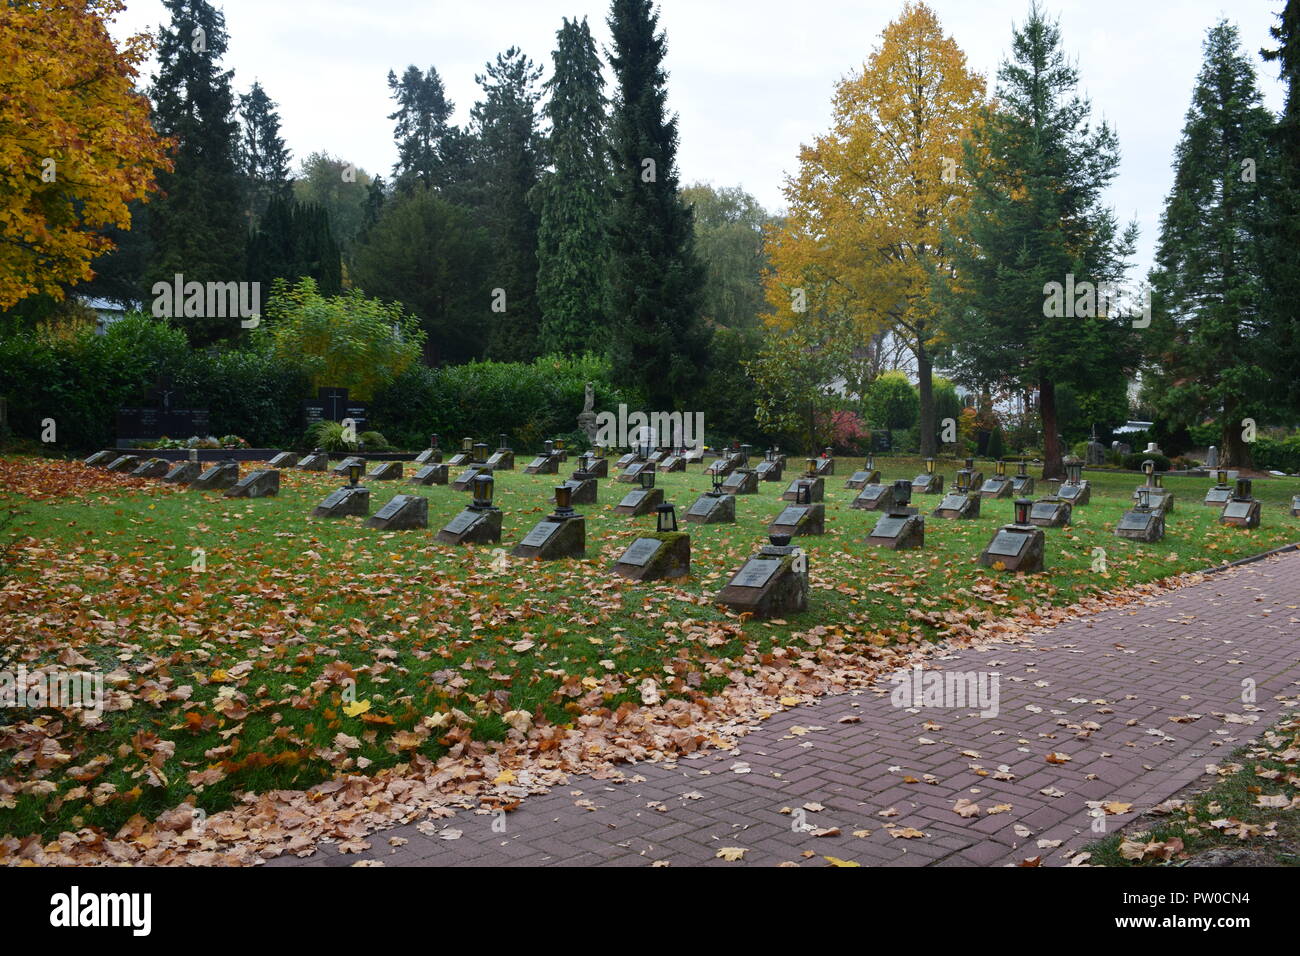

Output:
xmin=0 ymin=0 xmax=170 ymax=311
xmin=763 ymin=1 xmax=984 ymax=455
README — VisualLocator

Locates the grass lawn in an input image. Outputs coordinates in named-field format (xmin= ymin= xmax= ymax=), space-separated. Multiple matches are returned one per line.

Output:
xmin=1086 ymin=711 xmax=1300 ymax=866
xmin=2 ymin=453 xmax=1297 ymax=841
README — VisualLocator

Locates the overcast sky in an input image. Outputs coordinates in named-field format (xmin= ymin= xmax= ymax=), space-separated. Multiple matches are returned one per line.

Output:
xmin=108 ymin=0 xmax=1287 ymax=281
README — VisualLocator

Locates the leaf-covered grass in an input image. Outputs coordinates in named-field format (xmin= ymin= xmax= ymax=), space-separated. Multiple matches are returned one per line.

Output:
xmin=1086 ymin=712 xmax=1300 ymax=866
xmin=1 ymin=453 xmax=1296 ymax=840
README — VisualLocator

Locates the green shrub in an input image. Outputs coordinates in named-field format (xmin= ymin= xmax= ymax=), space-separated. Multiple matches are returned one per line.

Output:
xmin=358 ymin=430 xmax=392 ymax=451
xmin=1253 ymin=434 xmax=1300 ymax=473
xmin=986 ymin=427 xmax=1005 ymax=460
xmin=1122 ymin=451 xmax=1170 ymax=472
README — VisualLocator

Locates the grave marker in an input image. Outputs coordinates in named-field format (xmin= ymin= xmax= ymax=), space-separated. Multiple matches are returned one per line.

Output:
xmin=365 ymin=494 xmax=428 ymax=530
xmin=131 ymin=457 xmax=170 ymax=478
xmin=296 ymin=449 xmax=329 ymax=471
xmin=867 ymin=480 xmax=925 ymax=550
xmin=437 ymin=473 xmax=503 ymax=544
xmin=191 ymin=459 xmax=240 ymax=492
xmin=977 ymin=499 xmax=1045 ymax=572
xmin=367 ymin=461 xmax=403 ymax=481
xmin=266 ymin=451 xmax=298 ymax=468
xmin=715 ymin=534 xmax=809 ymax=618
xmin=409 ymin=463 xmax=449 ymax=486
xmin=1218 ymin=478 xmax=1261 ymax=529
xmin=225 ymin=469 xmax=279 ymax=498
xmin=512 ymin=485 xmax=585 ymax=560
xmin=911 ymin=457 xmax=944 ymax=495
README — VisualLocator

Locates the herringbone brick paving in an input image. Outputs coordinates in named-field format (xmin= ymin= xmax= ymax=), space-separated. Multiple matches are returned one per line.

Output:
xmin=269 ymin=551 xmax=1300 ymax=867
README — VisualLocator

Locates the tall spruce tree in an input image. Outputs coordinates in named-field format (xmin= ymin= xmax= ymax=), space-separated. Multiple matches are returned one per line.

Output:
xmin=1147 ymin=20 xmax=1274 ymax=467
xmin=148 ymin=0 xmax=247 ymax=345
xmin=470 ymin=47 xmax=544 ymax=361
xmin=1263 ymin=0 xmax=1300 ymax=415
xmin=946 ymin=2 xmax=1135 ymax=478
xmin=536 ymin=17 xmax=611 ymax=356
xmin=237 ymin=81 xmax=293 ymax=224
xmin=387 ymin=65 xmax=465 ymax=194
xmin=606 ymin=0 xmax=706 ymax=410
xmin=246 ymin=195 xmax=342 ymax=296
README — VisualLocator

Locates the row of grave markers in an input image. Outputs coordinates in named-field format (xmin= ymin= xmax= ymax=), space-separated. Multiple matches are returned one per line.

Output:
xmin=83 ymin=442 xmax=1297 ymax=620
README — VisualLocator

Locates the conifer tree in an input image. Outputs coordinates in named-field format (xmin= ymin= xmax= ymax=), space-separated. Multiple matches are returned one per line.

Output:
xmin=148 ymin=0 xmax=247 ymax=344
xmin=536 ymin=17 xmax=611 ymax=356
xmin=1147 ymin=20 xmax=1274 ymax=466
xmin=605 ymin=0 xmax=705 ymax=409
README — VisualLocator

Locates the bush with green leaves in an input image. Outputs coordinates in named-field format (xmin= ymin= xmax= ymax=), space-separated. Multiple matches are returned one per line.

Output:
xmin=1122 ymin=451 xmax=1171 ymax=472
xmin=256 ymin=278 xmax=425 ymax=401
xmin=1253 ymin=434 xmax=1300 ymax=473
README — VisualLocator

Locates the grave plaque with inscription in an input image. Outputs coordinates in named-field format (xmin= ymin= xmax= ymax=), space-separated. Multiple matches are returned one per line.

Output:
xmin=512 ymin=516 xmax=585 ymax=560
xmin=106 ymin=454 xmax=141 ymax=473
xmin=1218 ymin=498 xmax=1260 ymax=528
xmin=721 ymin=469 xmax=758 ymax=495
xmin=312 ymin=486 xmax=370 ymax=518
xmin=83 ymin=450 xmax=116 ymax=467
xmin=684 ymin=493 xmax=736 ymax=525
xmin=267 ymin=452 xmax=298 ymax=469
xmin=224 ymin=469 xmax=279 ymax=498
xmin=1028 ymin=498 xmax=1071 ymax=528
xmin=1114 ymin=508 xmax=1164 ymax=542
xmin=409 ymin=463 xmax=449 ymax=486
xmin=866 ymin=513 xmax=925 ymax=550
xmin=163 ymin=461 xmax=201 ymax=484
xmin=296 ymin=451 xmax=329 ymax=471
xmin=191 ymin=461 xmax=239 ymax=491
xmin=366 ymin=461 xmax=402 ymax=481
xmin=978 ymin=525 xmax=1044 ymax=572
xmin=614 ymin=487 xmax=664 ymax=516
xmin=365 ymin=494 xmax=427 ymax=530
xmin=715 ymin=544 xmax=809 ymax=618
xmin=609 ymin=533 xmax=692 ymax=582
xmin=851 ymin=483 xmax=893 ymax=512
xmin=768 ymin=503 xmax=825 ymax=537
xmin=932 ymin=491 xmax=979 ymax=520
xmin=131 ymin=457 xmax=170 ymax=478
xmin=782 ymin=477 xmax=824 ymax=502
xmin=436 ymin=506 xmax=502 ymax=545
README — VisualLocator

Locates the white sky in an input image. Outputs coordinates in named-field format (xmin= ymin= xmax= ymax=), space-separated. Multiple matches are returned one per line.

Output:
xmin=108 ymin=0 xmax=1287 ymax=280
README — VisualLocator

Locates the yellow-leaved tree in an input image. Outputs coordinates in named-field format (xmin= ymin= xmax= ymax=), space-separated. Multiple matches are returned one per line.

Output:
xmin=0 ymin=0 xmax=171 ymax=310
xmin=763 ymin=1 xmax=985 ymax=455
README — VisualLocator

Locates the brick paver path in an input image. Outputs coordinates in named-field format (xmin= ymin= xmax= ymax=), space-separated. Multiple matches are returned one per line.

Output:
xmin=270 ymin=551 xmax=1300 ymax=867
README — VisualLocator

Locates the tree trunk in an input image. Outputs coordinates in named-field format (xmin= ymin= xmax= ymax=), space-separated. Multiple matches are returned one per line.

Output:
xmin=1040 ymin=377 xmax=1065 ymax=479
xmin=1221 ymin=405 xmax=1253 ymax=469
xmin=917 ymin=345 xmax=936 ymax=457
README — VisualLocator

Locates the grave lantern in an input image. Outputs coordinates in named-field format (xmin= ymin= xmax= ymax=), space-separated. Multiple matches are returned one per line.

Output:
xmin=1217 ymin=469 xmax=1228 ymax=486
xmin=1142 ymin=459 xmax=1155 ymax=482
xmin=1065 ymin=459 xmax=1083 ymax=484
xmin=711 ymin=470 xmax=724 ymax=494
xmin=796 ymin=482 xmax=812 ymax=505
xmin=554 ymin=484 xmax=574 ymax=516
xmin=544 ymin=440 xmax=554 ymax=455
xmin=347 ymin=462 xmax=362 ymax=487
xmin=555 ymin=437 xmax=566 ymax=454
xmin=473 ymin=442 xmax=489 ymax=462
xmin=471 ymin=472 xmax=495 ymax=510
xmin=188 ymin=449 xmax=199 ymax=463
xmin=1235 ymin=477 xmax=1252 ymax=499
xmin=1137 ymin=486 xmax=1152 ymax=511
xmin=357 ymin=440 xmax=367 ymax=454
xmin=656 ymin=502 xmax=678 ymax=533
xmin=965 ymin=457 xmax=975 ymax=471
xmin=1014 ymin=497 xmax=1032 ymax=526
xmin=461 ymin=437 xmax=473 ymax=453
xmin=595 ymin=444 xmax=606 ymax=459
xmin=805 ymin=457 xmax=818 ymax=477
xmin=996 ymin=459 xmax=1007 ymax=477
xmin=823 ymin=447 xmax=833 ymax=458
xmin=893 ymin=478 xmax=913 ymax=507
xmin=639 ymin=467 xmax=656 ymax=490
xmin=956 ymin=469 xmax=970 ymax=494
xmin=740 ymin=444 xmax=752 ymax=465
xmin=866 ymin=453 xmax=875 ymax=471
xmin=431 ymin=434 xmax=439 ymax=449
xmin=924 ymin=457 xmax=935 ymax=475
xmin=498 ymin=433 xmax=508 ymax=450
xmin=766 ymin=447 xmax=776 ymax=462
xmin=769 ymin=532 xmax=792 ymax=549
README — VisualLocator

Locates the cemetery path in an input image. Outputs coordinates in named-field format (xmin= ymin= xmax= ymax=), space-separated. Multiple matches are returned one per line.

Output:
xmin=269 ymin=550 xmax=1300 ymax=868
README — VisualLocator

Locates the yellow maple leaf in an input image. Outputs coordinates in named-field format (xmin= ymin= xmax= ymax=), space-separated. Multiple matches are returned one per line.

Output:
xmin=343 ymin=699 xmax=371 ymax=718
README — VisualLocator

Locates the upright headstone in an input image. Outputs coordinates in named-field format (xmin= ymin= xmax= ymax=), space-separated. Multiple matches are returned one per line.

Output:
xmin=814 ymin=447 xmax=834 ymax=476
xmin=485 ymin=436 xmax=515 ymax=471
xmin=1204 ymin=469 xmax=1233 ymax=506
xmin=331 ymin=455 xmax=364 ymax=477
xmin=1009 ymin=459 xmax=1035 ymax=496
xmin=366 ymin=461 xmax=403 ymax=481
xmin=413 ymin=435 xmax=443 ymax=466
xmin=1027 ymin=495 xmax=1071 ymax=528
xmin=1114 ymin=491 xmax=1164 ymax=542
xmin=1205 ymin=445 xmax=1219 ymax=468
xmin=1058 ymin=456 xmax=1091 ymax=506
xmin=767 ymin=495 xmax=825 ymax=537
xmin=83 ymin=450 xmax=116 ymax=467
xmin=611 ymin=518 xmax=690 ymax=581
xmin=446 ymin=439 xmax=474 ymax=468
xmin=267 ymin=451 xmax=298 ymax=469
xmin=933 ymin=467 xmax=980 ymax=519
xmin=979 ymin=460 xmax=1013 ymax=499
